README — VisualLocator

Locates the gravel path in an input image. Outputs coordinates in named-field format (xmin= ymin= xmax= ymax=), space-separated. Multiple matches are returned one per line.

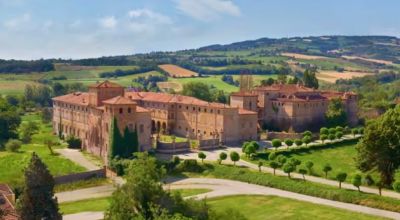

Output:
xmin=56 ymin=148 xmax=101 ymax=171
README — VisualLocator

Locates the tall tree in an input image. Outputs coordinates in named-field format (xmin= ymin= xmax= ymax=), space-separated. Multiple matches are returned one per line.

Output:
xmin=325 ymin=98 xmax=347 ymax=127
xmin=356 ymin=105 xmax=400 ymax=186
xmin=303 ymin=68 xmax=319 ymax=89
xmin=109 ymin=117 xmax=123 ymax=160
xmin=105 ymin=152 xmax=209 ymax=219
xmin=181 ymin=82 xmax=212 ymax=102
xmin=16 ymin=153 xmax=62 ymax=220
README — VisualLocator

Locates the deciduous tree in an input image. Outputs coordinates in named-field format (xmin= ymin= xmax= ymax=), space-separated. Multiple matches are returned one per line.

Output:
xmin=356 ymin=105 xmax=400 ymax=186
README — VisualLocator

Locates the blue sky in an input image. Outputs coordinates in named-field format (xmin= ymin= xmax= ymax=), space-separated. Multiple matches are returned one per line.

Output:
xmin=0 ymin=0 xmax=399 ymax=60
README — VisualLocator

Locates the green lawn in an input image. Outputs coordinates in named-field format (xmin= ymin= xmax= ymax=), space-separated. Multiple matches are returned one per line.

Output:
xmin=60 ymin=194 xmax=386 ymax=219
xmin=0 ymin=113 xmax=86 ymax=186
xmin=251 ymin=140 xmax=379 ymax=182
xmin=208 ymin=195 xmax=386 ymax=220
xmin=172 ymin=188 xmax=211 ymax=197
xmin=60 ymin=188 xmax=211 ymax=214
xmin=159 ymin=135 xmax=188 ymax=143
xmin=60 ymin=197 xmax=111 ymax=215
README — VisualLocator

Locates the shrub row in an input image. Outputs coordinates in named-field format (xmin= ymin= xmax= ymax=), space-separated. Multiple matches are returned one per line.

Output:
xmin=180 ymin=164 xmax=400 ymax=213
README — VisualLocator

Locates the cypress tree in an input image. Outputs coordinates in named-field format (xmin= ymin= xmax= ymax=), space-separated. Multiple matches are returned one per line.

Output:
xmin=109 ymin=117 xmax=123 ymax=159
xmin=17 ymin=152 xmax=62 ymax=220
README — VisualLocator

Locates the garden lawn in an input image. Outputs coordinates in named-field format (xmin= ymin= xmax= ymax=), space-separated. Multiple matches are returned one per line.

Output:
xmin=60 ymin=194 xmax=387 ymax=219
xmin=0 ymin=113 xmax=85 ymax=186
xmin=60 ymin=188 xmax=211 ymax=214
xmin=252 ymin=140 xmax=379 ymax=182
xmin=208 ymin=195 xmax=387 ymax=220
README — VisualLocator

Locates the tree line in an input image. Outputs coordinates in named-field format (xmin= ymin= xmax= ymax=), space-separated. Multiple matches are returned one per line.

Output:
xmin=0 ymin=59 xmax=54 ymax=73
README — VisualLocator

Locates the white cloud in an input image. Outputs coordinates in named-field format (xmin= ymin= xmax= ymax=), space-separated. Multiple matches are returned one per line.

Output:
xmin=3 ymin=13 xmax=31 ymax=29
xmin=42 ymin=20 xmax=54 ymax=31
xmin=174 ymin=0 xmax=240 ymax=21
xmin=128 ymin=9 xmax=172 ymax=24
xmin=99 ymin=16 xmax=117 ymax=29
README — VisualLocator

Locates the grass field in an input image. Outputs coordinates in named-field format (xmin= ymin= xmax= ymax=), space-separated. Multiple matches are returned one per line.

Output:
xmin=0 ymin=114 xmax=86 ymax=186
xmin=208 ymin=195 xmax=386 ymax=220
xmin=252 ymin=140 xmax=379 ymax=182
xmin=168 ymin=74 xmax=278 ymax=93
xmin=60 ymin=188 xmax=211 ymax=214
xmin=59 ymin=194 xmax=386 ymax=219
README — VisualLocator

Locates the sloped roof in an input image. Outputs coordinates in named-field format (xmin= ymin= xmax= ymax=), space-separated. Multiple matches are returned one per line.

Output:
xmin=102 ymin=96 xmax=136 ymax=105
xmin=52 ymin=92 xmax=89 ymax=106
xmin=231 ymin=91 xmax=258 ymax=97
xmin=89 ymin=80 xmax=123 ymax=88
xmin=125 ymin=92 xmax=232 ymax=109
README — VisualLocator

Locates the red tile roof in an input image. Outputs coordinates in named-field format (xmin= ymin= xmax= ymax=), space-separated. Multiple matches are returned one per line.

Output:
xmin=136 ymin=106 xmax=150 ymax=113
xmin=52 ymin=92 xmax=89 ymax=106
xmin=0 ymin=184 xmax=17 ymax=220
xmin=89 ymin=80 xmax=123 ymax=88
xmin=231 ymin=91 xmax=258 ymax=97
xmin=102 ymin=96 xmax=136 ymax=105
xmin=125 ymin=92 xmax=232 ymax=109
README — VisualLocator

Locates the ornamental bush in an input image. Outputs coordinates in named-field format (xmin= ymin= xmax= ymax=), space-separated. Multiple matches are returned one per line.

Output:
xmin=66 ymin=136 xmax=82 ymax=149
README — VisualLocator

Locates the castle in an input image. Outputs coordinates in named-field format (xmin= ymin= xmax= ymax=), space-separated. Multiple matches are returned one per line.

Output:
xmin=52 ymin=81 xmax=257 ymax=160
xmin=52 ymin=81 xmax=357 ymax=161
xmin=231 ymin=84 xmax=358 ymax=132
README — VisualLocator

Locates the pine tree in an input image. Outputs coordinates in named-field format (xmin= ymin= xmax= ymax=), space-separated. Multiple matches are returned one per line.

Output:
xmin=17 ymin=152 xmax=62 ymax=220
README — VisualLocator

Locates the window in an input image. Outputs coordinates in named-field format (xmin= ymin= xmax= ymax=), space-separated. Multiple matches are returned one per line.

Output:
xmin=193 ymin=107 xmax=195 ymax=111
xmin=179 ymin=105 xmax=182 ymax=109
xmin=186 ymin=106 xmax=189 ymax=110
xmin=217 ymin=110 xmax=220 ymax=114
xmin=119 ymin=108 xmax=123 ymax=114
xmin=128 ymin=108 xmax=131 ymax=113
xmin=211 ymin=109 xmax=213 ymax=113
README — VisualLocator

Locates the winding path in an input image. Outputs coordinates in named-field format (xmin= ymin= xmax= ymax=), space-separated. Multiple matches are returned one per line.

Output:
xmin=62 ymin=178 xmax=400 ymax=220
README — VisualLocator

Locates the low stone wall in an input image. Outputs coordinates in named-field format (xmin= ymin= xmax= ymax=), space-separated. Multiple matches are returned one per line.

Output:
xmin=156 ymin=141 xmax=190 ymax=153
xmin=54 ymin=167 xmax=106 ymax=185
xmin=198 ymin=139 xmax=219 ymax=150
xmin=266 ymin=131 xmax=317 ymax=140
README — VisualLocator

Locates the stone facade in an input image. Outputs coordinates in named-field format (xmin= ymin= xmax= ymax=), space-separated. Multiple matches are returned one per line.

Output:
xmin=231 ymin=84 xmax=358 ymax=132
xmin=52 ymin=81 xmax=258 ymax=161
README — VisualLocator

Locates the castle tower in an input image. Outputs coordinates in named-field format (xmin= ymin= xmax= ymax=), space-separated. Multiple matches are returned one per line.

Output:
xmin=102 ymin=96 xmax=138 ymax=133
xmin=89 ymin=80 xmax=125 ymax=107
xmin=230 ymin=92 xmax=258 ymax=112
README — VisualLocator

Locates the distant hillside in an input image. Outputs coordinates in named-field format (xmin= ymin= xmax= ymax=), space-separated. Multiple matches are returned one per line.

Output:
xmin=198 ymin=36 xmax=400 ymax=63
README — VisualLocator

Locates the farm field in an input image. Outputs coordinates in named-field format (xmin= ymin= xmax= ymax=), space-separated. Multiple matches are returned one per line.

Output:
xmin=317 ymin=70 xmax=374 ymax=83
xmin=342 ymin=55 xmax=393 ymax=65
xmin=0 ymin=114 xmax=86 ymax=186
xmin=166 ymin=74 xmax=278 ymax=92
xmin=159 ymin=64 xmax=198 ymax=77
xmin=281 ymin=52 xmax=328 ymax=60
xmin=59 ymin=195 xmax=386 ymax=219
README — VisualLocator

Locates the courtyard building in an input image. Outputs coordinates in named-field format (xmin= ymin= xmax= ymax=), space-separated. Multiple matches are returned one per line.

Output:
xmin=52 ymin=81 xmax=258 ymax=161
